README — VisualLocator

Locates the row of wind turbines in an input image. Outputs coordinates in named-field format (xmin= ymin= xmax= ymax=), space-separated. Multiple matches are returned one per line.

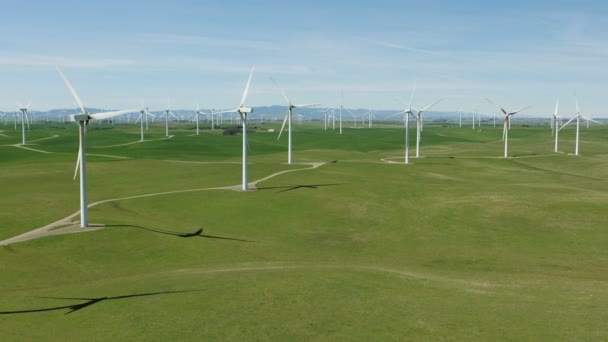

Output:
xmin=15 ymin=67 xmax=605 ymax=229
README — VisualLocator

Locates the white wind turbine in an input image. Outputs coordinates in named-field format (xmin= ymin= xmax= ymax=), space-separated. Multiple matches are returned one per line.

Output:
xmin=472 ymin=107 xmax=476 ymax=130
xmin=394 ymin=86 xmax=417 ymax=164
xmin=17 ymin=102 xmax=31 ymax=144
xmin=163 ymin=99 xmax=178 ymax=137
xmin=411 ymin=98 xmax=442 ymax=158
xmin=558 ymin=98 xmax=603 ymax=156
xmin=458 ymin=108 xmax=462 ymax=128
xmin=339 ymin=92 xmax=344 ymax=134
xmin=193 ymin=104 xmax=209 ymax=135
xmin=323 ymin=109 xmax=331 ymax=131
xmin=552 ymin=99 xmax=561 ymax=152
xmin=271 ymin=78 xmax=319 ymax=164
xmin=56 ymin=67 xmax=137 ymax=227
xmin=135 ymin=105 xmax=154 ymax=141
xmin=216 ymin=67 xmax=254 ymax=190
xmin=366 ymin=110 xmax=375 ymax=128
xmin=486 ymin=99 xmax=532 ymax=158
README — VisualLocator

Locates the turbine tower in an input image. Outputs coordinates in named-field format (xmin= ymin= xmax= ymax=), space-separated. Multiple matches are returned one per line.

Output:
xmin=271 ymin=78 xmax=319 ymax=164
xmin=216 ymin=67 xmax=255 ymax=190
xmin=135 ymin=105 xmax=154 ymax=141
xmin=394 ymin=86 xmax=417 ymax=164
xmin=486 ymin=99 xmax=532 ymax=158
xmin=558 ymin=97 xmax=603 ymax=156
xmin=339 ymin=92 xmax=344 ymax=135
xmin=411 ymin=98 xmax=441 ymax=158
xmin=553 ymin=99 xmax=560 ymax=152
xmin=56 ymin=67 xmax=137 ymax=227
xmin=163 ymin=98 xmax=178 ymax=137
xmin=194 ymin=104 xmax=209 ymax=136
xmin=17 ymin=103 xmax=31 ymax=145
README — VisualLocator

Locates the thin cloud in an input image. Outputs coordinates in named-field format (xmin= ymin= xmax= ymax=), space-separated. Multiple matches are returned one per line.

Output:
xmin=0 ymin=56 xmax=135 ymax=68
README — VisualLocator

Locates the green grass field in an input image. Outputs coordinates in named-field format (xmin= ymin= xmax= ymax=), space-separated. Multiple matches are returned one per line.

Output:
xmin=1 ymin=120 xmax=607 ymax=340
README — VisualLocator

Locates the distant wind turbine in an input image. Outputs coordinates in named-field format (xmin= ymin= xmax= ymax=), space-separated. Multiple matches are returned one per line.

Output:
xmin=339 ymin=92 xmax=344 ymax=134
xmin=411 ymin=97 xmax=442 ymax=158
xmin=163 ymin=98 xmax=178 ymax=137
xmin=552 ymin=99 xmax=561 ymax=152
xmin=193 ymin=104 xmax=209 ymax=136
xmin=271 ymin=78 xmax=319 ymax=164
xmin=393 ymin=85 xmax=417 ymax=164
xmin=17 ymin=102 xmax=31 ymax=144
xmin=486 ymin=98 xmax=532 ymax=158
xmin=558 ymin=97 xmax=603 ymax=156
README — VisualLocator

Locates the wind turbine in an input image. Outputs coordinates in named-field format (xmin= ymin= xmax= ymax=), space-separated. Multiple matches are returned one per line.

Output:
xmin=411 ymin=98 xmax=441 ymax=158
xmin=339 ymin=92 xmax=343 ymax=134
xmin=135 ymin=105 xmax=154 ymax=141
xmin=552 ymin=99 xmax=561 ymax=152
xmin=56 ymin=67 xmax=137 ymax=227
xmin=366 ymin=110 xmax=375 ymax=128
xmin=394 ymin=86 xmax=417 ymax=164
xmin=163 ymin=99 xmax=178 ymax=137
xmin=17 ymin=102 xmax=31 ymax=144
xmin=216 ymin=67 xmax=254 ymax=190
xmin=472 ymin=107 xmax=476 ymax=130
xmin=458 ymin=108 xmax=462 ymax=128
xmin=193 ymin=104 xmax=209 ymax=136
xmin=271 ymin=78 xmax=319 ymax=164
xmin=558 ymin=98 xmax=603 ymax=156
xmin=486 ymin=99 xmax=532 ymax=158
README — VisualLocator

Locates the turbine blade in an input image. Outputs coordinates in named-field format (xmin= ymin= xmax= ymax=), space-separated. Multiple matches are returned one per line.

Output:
xmin=89 ymin=109 xmax=137 ymax=121
xmin=74 ymin=147 xmax=81 ymax=180
xmin=24 ymin=111 xmax=31 ymax=129
xmin=293 ymin=103 xmax=321 ymax=108
xmin=386 ymin=112 xmax=403 ymax=119
xmin=394 ymin=98 xmax=408 ymax=108
xmin=558 ymin=116 xmax=577 ymax=131
xmin=56 ymin=67 xmax=86 ymax=114
xmin=554 ymin=99 xmax=559 ymax=117
xmin=420 ymin=98 xmax=442 ymax=112
xmin=581 ymin=116 xmax=603 ymax=125
xmin=511 ymin=105 xmax=533 ymax=115
xmin=270 ymin=78 xmax=291 ymax=106
xmin=277 ymin=112 xmax=289 ymax=140
xmin=239 ymin=67 xmax=254 ymax=108
xmin=409 ymin=83 xmax=416 ymax=108
xmin=214 ymin=109 xmax=238 ymax=114
xmin=485 ymin=98 xmax=507 ymax=115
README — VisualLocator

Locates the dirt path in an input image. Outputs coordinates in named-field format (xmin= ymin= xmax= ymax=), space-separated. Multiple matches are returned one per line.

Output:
xmin=11 ymin=144 xmax=55 ymax=154
xmin=92 ymin=135 xmax=174 ymax=148
xmin=0 ymin=161 xmax=328 ymax=246
xmin=28 ymin=134 xmax=60 ymax=142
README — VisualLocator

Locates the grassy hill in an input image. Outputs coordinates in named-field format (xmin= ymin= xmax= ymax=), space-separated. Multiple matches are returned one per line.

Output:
xmin=1 ymin=121 xmax=607 ymax=340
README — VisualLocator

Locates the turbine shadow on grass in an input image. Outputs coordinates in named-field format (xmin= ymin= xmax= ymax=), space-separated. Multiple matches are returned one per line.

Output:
xmin=0 ymin=290 xmax=202 ymax=315
xmin=105 ymin=225 xmax=253 ymax=242
xmin=257 ymin=183 xmax=344 ymax=193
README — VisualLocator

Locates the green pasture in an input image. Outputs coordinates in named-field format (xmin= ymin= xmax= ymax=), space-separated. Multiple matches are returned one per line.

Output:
xmin=1 ymin=120 xmax=607 ymax=340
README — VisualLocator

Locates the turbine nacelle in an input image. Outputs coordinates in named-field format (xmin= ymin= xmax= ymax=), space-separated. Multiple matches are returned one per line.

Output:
xmin=73 ymin=114 xmax=90 ymax=122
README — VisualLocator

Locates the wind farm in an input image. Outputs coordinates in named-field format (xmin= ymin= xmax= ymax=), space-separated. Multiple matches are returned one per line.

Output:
xmin=2 ymin=1 xmax=608 ymax=341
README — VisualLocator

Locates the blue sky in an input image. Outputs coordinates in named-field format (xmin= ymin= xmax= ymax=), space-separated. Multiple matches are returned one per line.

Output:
xmin=1 ymin=0 xmax=607 ymax=117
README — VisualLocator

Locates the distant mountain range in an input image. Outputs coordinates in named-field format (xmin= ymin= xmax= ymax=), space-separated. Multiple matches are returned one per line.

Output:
xmin=2 ymin=106 xmax=605 ymax=123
